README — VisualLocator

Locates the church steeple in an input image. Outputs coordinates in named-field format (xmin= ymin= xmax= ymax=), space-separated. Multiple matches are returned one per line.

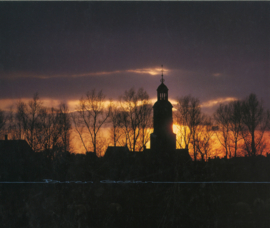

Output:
xmin=161 ymin=65 xmax=164 ymax=83
xmin=150 ymin=65 xmax=176 ymax=152
xmin=157 ymin=65 xmax=168 ymax=101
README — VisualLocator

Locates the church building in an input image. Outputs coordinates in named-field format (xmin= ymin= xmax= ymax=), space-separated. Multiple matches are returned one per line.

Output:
xmin=104 ymin=66 xmax=191 ymax=171
xmin=150 ymin=70 xmax=176 ymax=153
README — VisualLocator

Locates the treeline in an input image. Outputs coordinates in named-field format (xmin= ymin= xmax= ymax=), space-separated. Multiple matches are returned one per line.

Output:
xmin=70 ymin=88 xmax=151 ymax=155
xmin=0 ymin=88 xmax=152 ymax=157
xmin=175 ymin=94 xmax=270 ymax=160
xmin=0 ymin=90 xmax=269 ymax=160
xmin=0 ymin=93 xmax=70 ymax=155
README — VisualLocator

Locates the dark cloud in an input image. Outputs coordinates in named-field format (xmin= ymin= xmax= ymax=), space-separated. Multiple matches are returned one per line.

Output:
xmin=0 ymin=2 xmax=269 ymax=111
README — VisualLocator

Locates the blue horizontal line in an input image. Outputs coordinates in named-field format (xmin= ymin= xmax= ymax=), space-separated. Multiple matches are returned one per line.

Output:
xmin=0 ymin=182 xmax=47 ymax=184
xmin=1 ymin=181 xmax=270 ymax=184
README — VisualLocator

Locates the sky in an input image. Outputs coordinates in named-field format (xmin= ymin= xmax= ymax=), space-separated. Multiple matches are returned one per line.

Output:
xmin=0 ymin=2 xmax=269 ymax=114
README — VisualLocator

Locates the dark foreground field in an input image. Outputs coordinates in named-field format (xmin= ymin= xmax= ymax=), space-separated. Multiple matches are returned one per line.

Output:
xmin=1 ymin=182 xmax=270 ymax=228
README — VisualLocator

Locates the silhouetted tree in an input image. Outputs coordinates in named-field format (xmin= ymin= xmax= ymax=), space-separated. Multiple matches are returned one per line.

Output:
xmin=5 ymin=106 xmax=22 ymax=140
xmin=58 ymin=103 xmax=71 ymax=153
xmin=14 ymin=94 xmax=71 ymax=155
xmin=241 ymin=94 xmax=270 ymax=156
xmin=36 ymin=107 xmax=56 ymax=152
xmin=214 ymin=94 xmax=270 ymax=157
xmin=109 ymin=104 xmax=125 ymax=147
xmin=214 ymin=103 xmax=232 ymax=158
xmin=36 ymin=104 xmax=71 ymax=155
xmin=228 ymin=100 xmax=243 ymax=157
xmin=195 ymin=115 xmax=214 ymax=161
xmin=120 ymin=88 xmax=151 ymax=151
xmin=72 ymin=90 xmax=111 ymax=156
xmin=175 ymin=96 xmax=191 ymax=149
xmin=0 ymin=109 xmax=6 ymax=138
xmin=71 ymin=112 xmax=88 ymax=152
xmin=175 ymin=96 xmax=202 ymax=161
xmin=138 ymin=103 xmax=152 ymax=151
xmin=16 ymin=93 xmax=42 ymax=151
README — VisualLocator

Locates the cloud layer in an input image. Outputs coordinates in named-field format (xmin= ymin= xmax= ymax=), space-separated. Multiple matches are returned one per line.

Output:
xmin=0 ymin=2 xmax=269 ymax=112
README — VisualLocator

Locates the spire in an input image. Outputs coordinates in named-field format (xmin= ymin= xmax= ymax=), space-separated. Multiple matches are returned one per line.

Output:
xmin=157 ymin=65 xmax=168 ymax=101
xmin=160 ymin=65 xmax=165 ymax=84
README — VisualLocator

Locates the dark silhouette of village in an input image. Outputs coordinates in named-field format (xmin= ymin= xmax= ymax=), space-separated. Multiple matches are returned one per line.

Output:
xmin=1 ymin=74 xmax=270 ymax=183
xmin=1 ymin=76 xmax=270 ymax=227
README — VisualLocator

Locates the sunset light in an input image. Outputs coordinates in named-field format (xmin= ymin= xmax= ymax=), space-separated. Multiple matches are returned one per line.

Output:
xmin=127 ymin=67 xmax=170 ymax=76
xmin=1 ymin=2 xmax=269 ymax=227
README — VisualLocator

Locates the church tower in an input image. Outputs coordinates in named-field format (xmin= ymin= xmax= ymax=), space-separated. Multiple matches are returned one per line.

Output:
xmin=150 ymin=67 xmax=176 ymax=153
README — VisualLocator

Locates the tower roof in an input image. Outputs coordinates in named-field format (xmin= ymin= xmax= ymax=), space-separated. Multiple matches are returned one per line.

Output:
xmin=157 ymin=65 xmax=168 ymax=92
xmin=157 ymin=82 xmax=168 ymax=92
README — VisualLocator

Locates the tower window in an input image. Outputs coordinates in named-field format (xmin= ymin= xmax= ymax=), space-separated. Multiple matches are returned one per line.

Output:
xmin=159 ymin=93 xmax=167 ymax=100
